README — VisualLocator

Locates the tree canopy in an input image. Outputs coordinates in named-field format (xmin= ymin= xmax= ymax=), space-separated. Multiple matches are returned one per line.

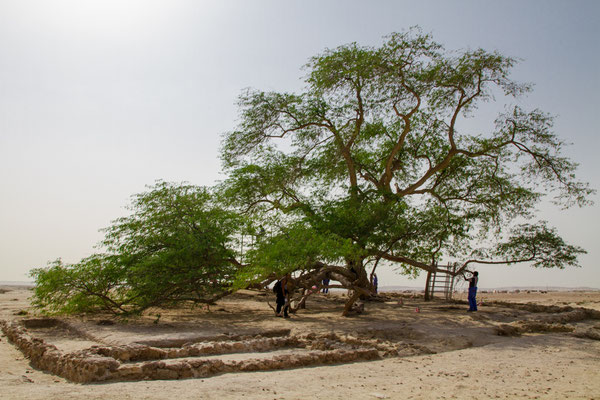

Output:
xmin=221 ymin=28 xmax=592 ymax=313
xmin=31 ymin=28 xmax=592 ymax=316
xmin=31 ymin=181 xmax=242 ymax=315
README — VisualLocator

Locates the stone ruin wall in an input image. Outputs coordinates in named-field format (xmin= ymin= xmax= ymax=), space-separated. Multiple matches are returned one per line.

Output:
xmin=5 ymin=301 xmax=598 ymax=383
xmin=0 ymin=319 xmax=387 ymax=383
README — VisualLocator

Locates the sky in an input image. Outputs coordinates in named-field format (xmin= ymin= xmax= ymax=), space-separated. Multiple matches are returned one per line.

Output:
xmin=0 ymin=0 xmax=598 ymax=289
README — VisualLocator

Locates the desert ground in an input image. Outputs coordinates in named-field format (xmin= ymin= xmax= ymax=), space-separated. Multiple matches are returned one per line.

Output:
xmin=1 ymin=285 xmax=599 ymax=399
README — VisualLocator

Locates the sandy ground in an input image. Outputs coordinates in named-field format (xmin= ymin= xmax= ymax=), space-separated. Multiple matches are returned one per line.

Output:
xmin=1 ymin=286 xmax=599 ymax=399
xmin=454 ymin=290 xmax=600 ymax=311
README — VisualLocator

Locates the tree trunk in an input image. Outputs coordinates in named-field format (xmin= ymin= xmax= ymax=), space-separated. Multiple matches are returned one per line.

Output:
xmin=341 ymin=257 xmax=372 ymax=315
xmin=298 ymin=288 xmax=307 ymax=309
xmin=342 ymin=290 xmax=362 ymax=317
xmin=424 ymin=270 xmax=432 ymax=301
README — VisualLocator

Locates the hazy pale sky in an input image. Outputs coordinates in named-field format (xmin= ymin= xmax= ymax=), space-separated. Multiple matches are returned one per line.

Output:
xmin=1 ymin=0 xmax=598 ymax=288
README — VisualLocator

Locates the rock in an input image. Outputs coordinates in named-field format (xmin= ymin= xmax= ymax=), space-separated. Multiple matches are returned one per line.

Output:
xmin=573 ymin=328 xmax=600 ymax=341
xmin=154 ymin=368 xmax=179 ymax=380
xmin=495 ymin=324 xmax=521 ymax=336
xmin=370 ymin=393 xmax=387 ymax=399
xmin=116 ymin=365 xmax=143 ymax=380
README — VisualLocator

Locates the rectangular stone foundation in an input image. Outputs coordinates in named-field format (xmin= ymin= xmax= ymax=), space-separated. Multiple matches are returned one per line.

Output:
xmin=1 ymin=319 xmax=380 ymax=383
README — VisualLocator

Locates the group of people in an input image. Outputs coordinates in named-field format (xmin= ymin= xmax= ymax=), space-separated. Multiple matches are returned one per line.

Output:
xmin=272 ymin=269 xmax=479 ymax=317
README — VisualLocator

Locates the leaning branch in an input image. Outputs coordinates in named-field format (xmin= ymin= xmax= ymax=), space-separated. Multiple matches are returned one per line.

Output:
xmin=454 ymin=255 xmax=537 ymax=276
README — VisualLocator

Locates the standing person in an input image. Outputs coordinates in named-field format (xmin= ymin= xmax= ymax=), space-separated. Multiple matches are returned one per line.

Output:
xmin=322 ymin=277 xmax=330 ymax=294
xmin=373 ymin=274 xmax=378 ymax=294
xmin=464 ymin=271 xmax=479 ymax=312
xmin=274 ymin=274 xmax=290 ymax=318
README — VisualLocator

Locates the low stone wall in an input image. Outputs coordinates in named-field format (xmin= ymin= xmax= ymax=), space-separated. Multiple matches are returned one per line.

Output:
xmin=112 ymin=347 xmax=380 ymax=381
xmin=534 ymin=308 xmax=600 ymax=324
xmin=134 ymin=328 xmax=292 ymax=348
xmin=486 ymin=302 xmax=600 ymax=318
xmin=0 ymin=319 xmax=380 ymax=383
xmin=93 ymin=336 xmax=301 ymax=362
xmin=493 ymin=307 xmax=600 ymax=337
xmin=300 ymin=331 xmax=433 ymax=357
xmin=0 ymin=320 xmax=119 ymax=382
xmin=573 ymin=325 xmax=600 ymax=341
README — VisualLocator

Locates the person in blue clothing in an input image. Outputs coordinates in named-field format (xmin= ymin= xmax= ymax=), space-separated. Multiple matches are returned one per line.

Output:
xmin=322 ymin=277 xmax=330 ymax=293
xmin=464 ymin=271 xmax=479 ymax=311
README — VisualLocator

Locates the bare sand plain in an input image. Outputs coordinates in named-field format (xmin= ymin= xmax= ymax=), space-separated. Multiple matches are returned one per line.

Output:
xmin=1 ymin=285 xmax=600 ymax=399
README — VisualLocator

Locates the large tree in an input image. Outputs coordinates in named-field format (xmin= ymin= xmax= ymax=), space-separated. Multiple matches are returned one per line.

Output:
xmin=222 ymin=28 xmax=593 ymax=314
xmin=31 ymin=29 xmax=592 ymax=317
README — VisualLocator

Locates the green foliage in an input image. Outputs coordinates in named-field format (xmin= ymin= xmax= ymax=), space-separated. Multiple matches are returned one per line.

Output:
xmin=221 ymin=27 xmax=592 ymax=289
xmin=31 ymin=256 xmax=127 ymax=314
xmin=32 ymin=28 xmax=593 ymax=315
xmin=233 ymin=223 xmax=357 ymax=289
xmin=31 ymin=182 xmax=243 ymax=315
xmin=494 ymin=223 xmax=585 ymax=269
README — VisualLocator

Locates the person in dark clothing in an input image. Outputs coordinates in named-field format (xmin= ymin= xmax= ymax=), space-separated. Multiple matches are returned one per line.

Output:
xmin=464 ymin=271 xmax=479 ymax=311
xmin=322 ymin=277 xmax=330 ymax=293
xmin=274 ymin=274 xmax=290 ymax=318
